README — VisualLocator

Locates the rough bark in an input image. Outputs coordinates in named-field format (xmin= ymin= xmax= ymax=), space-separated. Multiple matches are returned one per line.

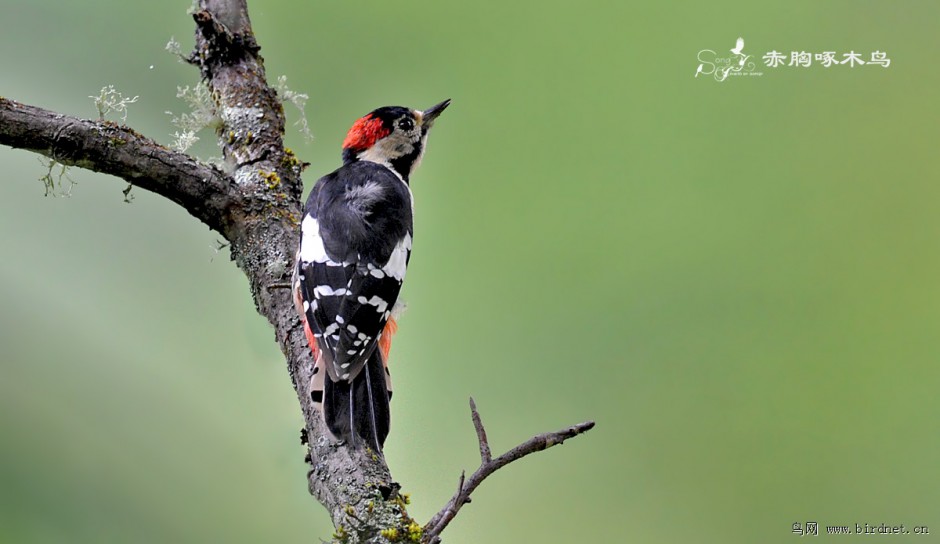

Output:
xmin=0 ymin=1 xmax=594 ymax=542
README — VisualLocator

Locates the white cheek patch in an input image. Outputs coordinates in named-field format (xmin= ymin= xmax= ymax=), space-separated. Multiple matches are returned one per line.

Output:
xmin=300 ymin=216 xmax=329 ymax=263
xmin=412 ymin=133 xmax=429 ymax=171
xmin=382 ymin=234 xmax=412 ymax=281
xmin=358 ymin=129 xmax=417 ymax=169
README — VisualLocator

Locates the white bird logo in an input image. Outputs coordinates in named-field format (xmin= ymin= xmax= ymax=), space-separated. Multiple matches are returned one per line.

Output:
xmin=731 ymin=37 xmax=744 ymax=55
xmin=695 ymin=64 xmax=704 ymax=77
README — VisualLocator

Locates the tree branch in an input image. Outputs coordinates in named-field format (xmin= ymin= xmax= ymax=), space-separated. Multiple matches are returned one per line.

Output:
xmin=0 ymin=97 xmax=233 ymax=233
xmin=422 ymin=399 xmax=596 ymax=544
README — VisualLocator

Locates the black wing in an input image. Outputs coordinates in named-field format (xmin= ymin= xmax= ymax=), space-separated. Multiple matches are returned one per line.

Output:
xmin=297 ymin=161 xmax=413 ymax=383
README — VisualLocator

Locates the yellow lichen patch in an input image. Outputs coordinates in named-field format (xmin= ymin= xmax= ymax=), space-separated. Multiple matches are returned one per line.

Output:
xmin=282 ymin=147 xmax=303 ymax=169
xmin=405 ymin=521 xmax=422 ymax=542
xmin=259 ymin=170 xmax=281 ymax=189
xmin=379 ymin=520 xmax=422 ymax=543
xmin=279 ymin=147 xmax=309 ymax=173
xmin=333 ymin=524 xmax=349 ymax=543
xmin=268 ymin=206 xmax=300 ymax=227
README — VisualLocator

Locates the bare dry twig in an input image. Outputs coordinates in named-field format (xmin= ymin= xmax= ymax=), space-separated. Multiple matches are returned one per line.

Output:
xmin=422 ymin=398 xmax=596 ymax=543
xmin=470 ymin=397 xmax=492 ymax=463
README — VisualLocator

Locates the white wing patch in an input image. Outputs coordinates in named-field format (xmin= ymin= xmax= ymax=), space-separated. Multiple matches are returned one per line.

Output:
xmin=357 ymin=295 xmax=389 ymax=314
xmin=383 ymin=234 xmax=412 ymax=281
xmin=300 ymin=216 xmax=329 ymax=263
xmin=314 ymin=285 xmax=350 ymax=298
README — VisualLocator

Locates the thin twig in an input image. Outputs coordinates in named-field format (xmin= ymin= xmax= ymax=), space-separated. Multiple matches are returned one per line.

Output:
xmin=469 ymin=397 xmax=492 ymax=463
xmin=426 ymin=471 xmax=465 ymax=544
xmin=423 ymin=398 xmax=595 ymax=542
xmin=454 ymin=470 xmax=466 ymax=510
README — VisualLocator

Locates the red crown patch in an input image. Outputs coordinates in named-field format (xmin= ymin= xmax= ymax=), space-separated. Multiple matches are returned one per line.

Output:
xmin=342 ymin=115 xmax=390 ymax=151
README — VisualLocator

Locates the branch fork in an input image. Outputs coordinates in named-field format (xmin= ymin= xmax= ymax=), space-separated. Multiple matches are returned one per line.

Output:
xmin=422 ymin=398 xmax=595 ymax=543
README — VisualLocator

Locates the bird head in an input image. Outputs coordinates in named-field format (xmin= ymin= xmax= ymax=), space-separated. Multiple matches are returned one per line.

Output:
xmin=342 ymin=99 xmax=450 ymax=180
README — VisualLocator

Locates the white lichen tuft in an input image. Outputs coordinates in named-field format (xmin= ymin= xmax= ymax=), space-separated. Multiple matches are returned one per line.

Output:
xmin=275 ymin=75 xmax=314 ymax=142
xmin=166 ymin=83 xmax=219 ymax=152
xmin=170 ymin=130 xmax=200 ymax=153
xmin=89 ymin=85 xmax=139 ymax=123
xmin=169 ymin=83 xmax=218 ymax=131
xmin=38 ymin=156 xmax=76 ymax=198
xmin=165 ymin=36 xmax=185 ymax=62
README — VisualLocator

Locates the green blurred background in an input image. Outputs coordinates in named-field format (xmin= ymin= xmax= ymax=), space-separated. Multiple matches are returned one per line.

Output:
xmin=2 ymin=1 xmax=939 ymax=542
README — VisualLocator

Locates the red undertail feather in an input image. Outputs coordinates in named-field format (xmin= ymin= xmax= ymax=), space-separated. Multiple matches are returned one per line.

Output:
xmin=378 ymin=317 xmax=398 ymax=363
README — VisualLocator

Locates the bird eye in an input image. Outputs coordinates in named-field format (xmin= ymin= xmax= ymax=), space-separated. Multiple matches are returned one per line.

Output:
xmin=398 ymin=118 xmax=414 ymax=131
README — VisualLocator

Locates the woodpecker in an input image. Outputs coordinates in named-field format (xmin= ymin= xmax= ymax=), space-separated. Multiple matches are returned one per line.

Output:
xmin=293 ymin=99 xmax=450 ymax=451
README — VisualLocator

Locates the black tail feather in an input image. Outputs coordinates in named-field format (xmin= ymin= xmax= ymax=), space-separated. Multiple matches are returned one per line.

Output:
xmin=323 ymin=351 xmax=390 ymax=451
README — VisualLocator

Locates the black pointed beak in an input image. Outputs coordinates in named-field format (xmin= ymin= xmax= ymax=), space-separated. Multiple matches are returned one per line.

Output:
xmin=421 ymin=99 xmax=450 ymax=126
